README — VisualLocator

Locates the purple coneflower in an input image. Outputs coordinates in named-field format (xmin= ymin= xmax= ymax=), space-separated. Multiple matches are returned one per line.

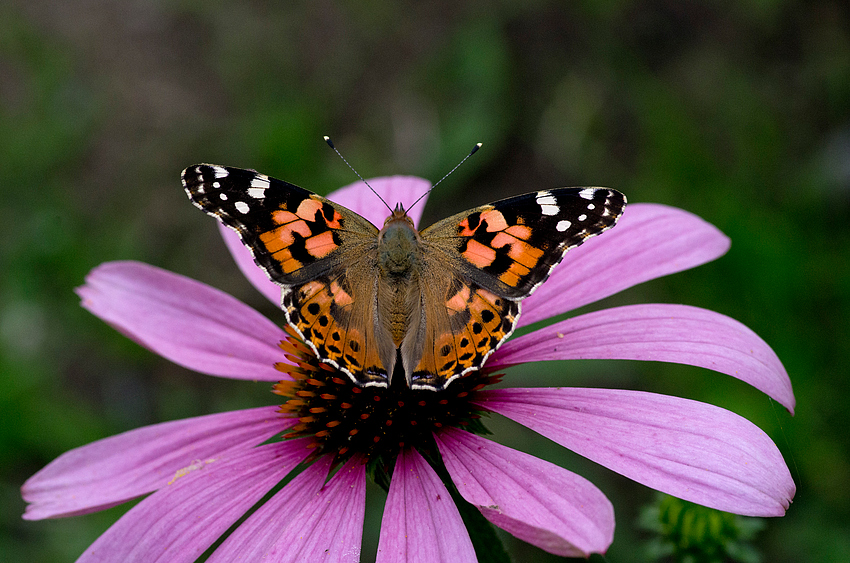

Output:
xmin=22 ymin=177 xmax=795 ymax=562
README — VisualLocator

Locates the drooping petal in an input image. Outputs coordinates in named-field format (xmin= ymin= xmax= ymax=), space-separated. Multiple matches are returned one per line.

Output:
xmin=207 ymin=456 xmax=332 ymax=562
xmin=376 ymin=447 xmax=476 ymax=563
xmin=76 ymin=261 xmax=287 ymax=381
xmin=435 ymin=428 xmax=614 ymax=558
xmin=22 ymin=407 xmax=291 ymax=520
xmin=326 ymin=175 xmax=432 ymax=228
xmin=476 ymin=388 xmax=795 ymax=517
xmin=492 ymin=303 xmax=795 ymax=413
xmin=254 ymin=455 xmax=367 ymax=563
xmin=75 ymin=439 xmax=313 ymax=563
xmin=520 ymin=203 xmax=731 ymax=325
xmin=219 ymin=176 xmax=433 ymax=305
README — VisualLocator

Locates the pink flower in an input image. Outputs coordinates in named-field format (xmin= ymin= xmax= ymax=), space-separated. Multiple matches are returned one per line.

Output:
xmin=22 ymin=177 xmax=795 ymax=562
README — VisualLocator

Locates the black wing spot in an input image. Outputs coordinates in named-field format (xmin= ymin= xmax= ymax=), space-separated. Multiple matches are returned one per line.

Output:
xmin=460 ymin=337 xmax=469 ymax=348
xmin=331 ymin=331 xmax=341 ymax=341
xmin=345 ymin=354 xmax=361 ymax=367
xmin=318 ymin=315 xmax=329 ymax=327
xmin=472 ymin=322 xmax=483 ymax=334
xmin=481 ymin=310 xmax=495 ymax=323
xmin=440 ymin=344 xmax=452 ymax=357
xmin=348 ymin=340 xmax=360 ymax=352
xmin=307 ymin=303 xmax=321 ymax=316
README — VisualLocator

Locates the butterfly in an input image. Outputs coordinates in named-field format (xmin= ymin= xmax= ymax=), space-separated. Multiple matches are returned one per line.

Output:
xmin=183 ymin=164 xmax=626 ymax=391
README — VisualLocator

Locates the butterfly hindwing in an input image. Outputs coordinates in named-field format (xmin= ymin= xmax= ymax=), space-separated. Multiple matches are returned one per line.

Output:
xmin=409 ymin=272 xmax=519 ymax=390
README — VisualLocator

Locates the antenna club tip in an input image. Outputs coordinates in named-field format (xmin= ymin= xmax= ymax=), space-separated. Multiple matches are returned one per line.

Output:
xmin=323 ymin=136 xmax=335 ymax=148
xmin=470 ymin=142 xmax=482 ymax=155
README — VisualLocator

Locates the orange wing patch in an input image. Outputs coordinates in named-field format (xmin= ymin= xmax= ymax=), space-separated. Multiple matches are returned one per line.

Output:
xmin=257 ymin=196 xmax=347 ymax=274
xmin=457 ymin=208 xmax=547 ymax=290
xmin=461 ymin=239 xmax=497 ymax=268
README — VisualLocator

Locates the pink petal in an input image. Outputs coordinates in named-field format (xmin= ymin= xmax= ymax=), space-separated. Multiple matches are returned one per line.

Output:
xmin=254 ymin=455 xmax=367 ymax=563
xmin=207 ymin=456 xmax=332 ymax=562
xmin=520 ymin=203 xmax=731 ymax=326
xmin=77 ymin=261 xmax=287 ymax=381
xmin=376 ymin=448 xmax=476 ymax=563
xmin=435 ymin=428 xmax=614 ymax=558
xmin=327 ymin=175 xmax=432 ymax=228
xmin=476 ymin=388 xmax=795 ymax=517
xmin=22 ymin=406 xmax=292 ymax=520
xmin=219 ymin=176 xmax=433 ymax=306
xmin=76 ymin=439 xmax=312 ymax=563
xmin=492 ymin=303 xmax=795 ymax=413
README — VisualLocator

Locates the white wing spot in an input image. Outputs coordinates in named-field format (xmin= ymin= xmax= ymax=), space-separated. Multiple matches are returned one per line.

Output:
xmin=579 ymin=188 xmax=595 ymax=200
xmin=235 ymin=201 xmax=250 ymax=214
xmin=213 ymin=166 xmax=228 ymax=179
xmin=587 ymin=203 xmax=596 ymax=210
xmin=212 ymin=181 xmax=221 ymax=189
xmin=578 ymin=214 xmax=587 ymax=221
xmin=556 ymin=220 xmax=571 ymax=232
xmin=537 ymin=194 xmax=559 ymax=216
xmin=248 ymin=176 xmax=270 ymax=199
xmin=219 ymin=193 xmax=228 ymax=201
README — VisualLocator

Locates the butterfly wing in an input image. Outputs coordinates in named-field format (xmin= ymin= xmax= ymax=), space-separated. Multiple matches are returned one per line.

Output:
xmin=183 ymin=164 xmax=389 ymax=386
xmin=410 ymin=187 xmax=626 ymax=390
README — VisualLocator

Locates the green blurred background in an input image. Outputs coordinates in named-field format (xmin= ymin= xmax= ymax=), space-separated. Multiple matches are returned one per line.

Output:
xmin=2 ymin=1 xmax=848 ymax=561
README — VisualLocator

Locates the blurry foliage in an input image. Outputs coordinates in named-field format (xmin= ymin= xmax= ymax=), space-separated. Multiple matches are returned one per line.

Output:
xmin=638 ymin=495 xmax=766 ymax=563
xmin=2 ymin=0 xmax=849 ymax=561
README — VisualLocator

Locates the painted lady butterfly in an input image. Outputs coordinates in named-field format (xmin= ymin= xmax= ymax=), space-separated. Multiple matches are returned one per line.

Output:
xmin=183 ymin=165 xmax=626 ymax=391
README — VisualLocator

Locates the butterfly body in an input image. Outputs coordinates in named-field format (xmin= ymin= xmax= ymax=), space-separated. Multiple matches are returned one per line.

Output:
xmin=183 ymin=164 xmax=626 ymax=391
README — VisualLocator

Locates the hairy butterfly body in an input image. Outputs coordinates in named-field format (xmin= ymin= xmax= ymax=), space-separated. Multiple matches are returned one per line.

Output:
xmin=183 ymin=164 xmax=626 ymax=391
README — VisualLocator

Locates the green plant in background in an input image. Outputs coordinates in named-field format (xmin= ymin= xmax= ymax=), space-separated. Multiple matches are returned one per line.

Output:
xmin=639 ymin=494 xmax=768 ymax=563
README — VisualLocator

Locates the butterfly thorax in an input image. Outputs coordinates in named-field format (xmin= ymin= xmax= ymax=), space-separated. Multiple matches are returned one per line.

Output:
xmin=377 ymin=206 xmax=421 ymax=278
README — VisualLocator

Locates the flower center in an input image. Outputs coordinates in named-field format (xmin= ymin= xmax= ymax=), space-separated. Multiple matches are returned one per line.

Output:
xmin=273 ymin=328 xmax=501 ymax=463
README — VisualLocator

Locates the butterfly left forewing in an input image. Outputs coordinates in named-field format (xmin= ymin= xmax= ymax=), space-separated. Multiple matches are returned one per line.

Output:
xmin=183 ymin=164 xmax=379 ymax=285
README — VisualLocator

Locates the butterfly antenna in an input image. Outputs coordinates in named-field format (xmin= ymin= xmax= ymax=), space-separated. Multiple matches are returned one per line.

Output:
xmin=408 ymin=142 xmax=482 ymax=212
xmin=324 ymin=136 xmax=393 ymax=213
